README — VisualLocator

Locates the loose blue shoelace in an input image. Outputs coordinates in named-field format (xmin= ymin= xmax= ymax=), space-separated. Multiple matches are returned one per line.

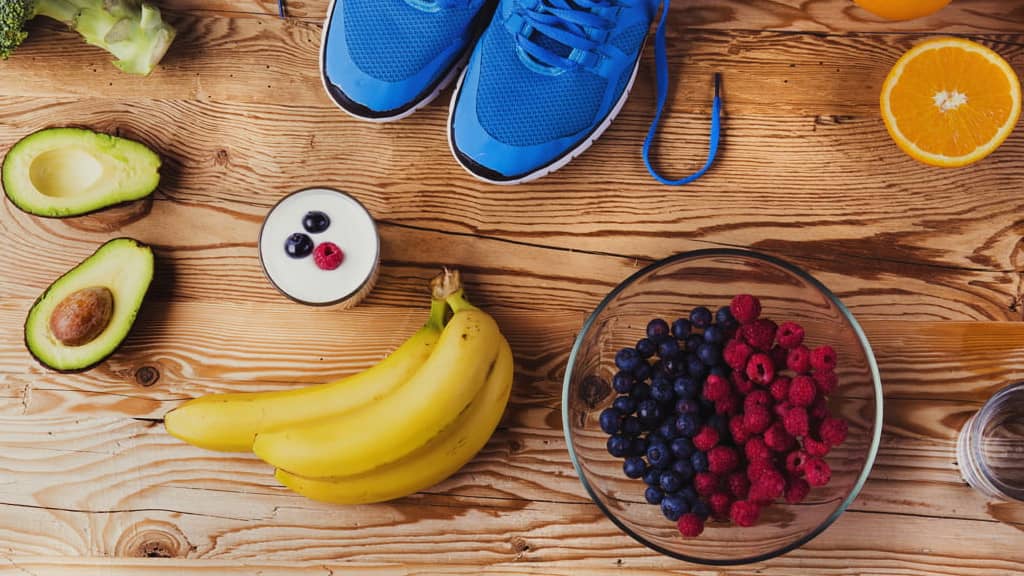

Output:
xmin=517 ymin=0 xmax=722 ymax=186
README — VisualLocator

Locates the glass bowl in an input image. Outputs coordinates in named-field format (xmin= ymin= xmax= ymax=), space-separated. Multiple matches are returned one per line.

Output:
xmin=562 ymin=249 xmax=883 ymax=565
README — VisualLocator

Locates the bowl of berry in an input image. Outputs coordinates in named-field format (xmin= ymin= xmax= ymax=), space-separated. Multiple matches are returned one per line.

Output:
xmin=562 ymin=249 xmax=882 ymax=564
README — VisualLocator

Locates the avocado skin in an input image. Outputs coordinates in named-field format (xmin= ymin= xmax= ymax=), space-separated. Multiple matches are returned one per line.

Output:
xmin=2 ymin=127 xmax=161 ymax=218
xmin=24 ymin=238 xmax=155 ymax=373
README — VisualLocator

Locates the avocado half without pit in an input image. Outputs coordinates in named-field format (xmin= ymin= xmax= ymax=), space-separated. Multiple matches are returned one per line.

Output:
xmin=25 ymin=238 xmax=154 ymax=372
xmin=2 ymin=128 xmax=161 ymax=217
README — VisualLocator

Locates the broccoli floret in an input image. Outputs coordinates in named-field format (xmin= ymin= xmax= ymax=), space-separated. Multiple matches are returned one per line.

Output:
xmin=0 ymin=0 xmax=176 ymax=75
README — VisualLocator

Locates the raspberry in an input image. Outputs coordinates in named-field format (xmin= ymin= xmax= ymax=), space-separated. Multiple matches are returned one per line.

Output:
xmin=804 ymin=436 xmax=830 ymax=457
xmin=788 ymin=375 xmax=817 ymax=407
xmin=776 ymin=321 xmax=805 ymax=349
xmin=715 ymin=393 xmax=740 ymax=416
xmin=785 ymin=450 xmax=808 ymax=475
xmin=744 ymin=435 xmax=772 ymax=462
xmin=785 ymin=476 xmax=811 ymax=504
xmin=723 ymin=339 xmax=753 ymax=370
xmin=708 ymin=445 xmax=740 ymax=475
xmin=729 ymin=500 xmax=761 ymax=527
xmin=746 ymin=458 xmax=779 ymax=483
xmin=727 ymin=471 xmax=750 ymax=499
xmin=708 ymin=491 xmax=733 ymax=519
xmin=804 ymin=457 xmax=832 ymax=487
xmin=741 ymin=319 xmax=777 ymax=351
xmin=783 ymin=406 xmax=810 ymax=438
xmin=732 ymin=373 xmax=755 ymax=395
xmin=729 ymin=415 xmax=751 ymax=444
xmin=764 ymin=422 xmax=796 ymax=452
xmin=769 ymin=345 xmax=789 ymax=370
xmin=730 ymin=294 xmax=761 ymax=325
xmin=786 ymin=345 xmax=811 ymax=373
xmin=809 ymin=395 xmax=830 ymax=420
xmin=695 ymin=472 xmax=721 ymax=496
xmin=702 ymin=374 xmax=730 ymax=402
xmin=749 ymin=469 xmax=785 ymax=503
xmin=813 ymin=370 xmax=838 ymax=396
xmin=693 ymin=425 xmax=720 ymax=452
xmin=769 ymin=376 xmax=791 ymax=402
xmin=744 ymin=389 xmax=773 ymax=411
xmin=745 ymin=353 xmax=775 ymax=385
xmin=773 ymin=400 xmax=792 ymax=420
xmin=810 ymin=345 xmax=837 ymax=371
xmin=313 ymin=242 xmax=345 ymax=271
xmin=819 ymin=417 xmax=849 ymax=446
xmin=743 ymin=405 xmax=772 ymax=434
xmin=677 ymin=513 xmax=705 ymax=538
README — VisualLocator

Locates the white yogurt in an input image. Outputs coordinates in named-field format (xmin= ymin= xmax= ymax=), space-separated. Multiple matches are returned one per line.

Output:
xmin=259 ymin=188 xmax=379 ymax=306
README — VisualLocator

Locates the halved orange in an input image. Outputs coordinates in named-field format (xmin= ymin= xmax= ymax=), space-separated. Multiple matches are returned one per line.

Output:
xmin=881 ymin=37 xmax=1021 ymax=167
xmin=854 ymin=0 xmax=951 ymax=21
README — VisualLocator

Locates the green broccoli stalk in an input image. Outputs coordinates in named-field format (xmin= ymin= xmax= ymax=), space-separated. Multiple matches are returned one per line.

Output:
xmin=1 ymin=0 xmax=176 ymax=75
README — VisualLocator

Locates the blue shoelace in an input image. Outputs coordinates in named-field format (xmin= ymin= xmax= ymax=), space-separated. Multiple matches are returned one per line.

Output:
xmin=518 ymin=0 xmax=722 ymax=186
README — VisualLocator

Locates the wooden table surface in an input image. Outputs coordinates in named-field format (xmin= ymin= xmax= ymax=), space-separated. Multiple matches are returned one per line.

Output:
xmin=2 ymin=1 xmax=1024 ymax=574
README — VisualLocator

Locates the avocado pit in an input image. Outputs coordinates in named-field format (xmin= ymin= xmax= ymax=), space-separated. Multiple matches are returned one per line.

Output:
xmin=49 ymin=286 xmax=115 ymax=347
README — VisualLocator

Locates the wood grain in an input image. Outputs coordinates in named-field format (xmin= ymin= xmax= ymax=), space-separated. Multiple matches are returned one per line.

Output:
xmin=1 ymin=0 xmax=1024 ymax=573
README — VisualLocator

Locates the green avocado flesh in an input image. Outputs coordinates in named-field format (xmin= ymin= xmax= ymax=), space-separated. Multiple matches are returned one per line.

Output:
xmin=2 ymin=128 xmax=160 ymax=217
xmin=25 ymin=238 xmax=154 ymax=372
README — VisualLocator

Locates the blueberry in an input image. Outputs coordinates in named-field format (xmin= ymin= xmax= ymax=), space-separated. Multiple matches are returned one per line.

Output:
xmin=656 ymin=421 xmax=676 ymax=442
xmin=607 ymin=434 xmax=630 ymax=457
xmin=612 ymin=371 xmax=634 ymax=394
xmin=632 ymin=362 xmax=652 ymax=383
xmin=686 ymin=355 xmax=708 ymax=379
xmin=646 ymin=318 xmax=671 ymax=341
xmin=691 ymin=451 xmax=709 ymax=473
xmin=302 ymin=211 xmax=331 ymax=234
xmin=661 ymin=495 xmax=690 ymax=521
xmin=646 ymin=442 xmax=671 ymax=468
xmin=673 ymin=377 xmax=699 ymax=400
xmin=284 ymin=233 xmax=314 ymax=259
xmin=675 ymin=398 xmax=700 ymax=415
xmin=650 ymin=378 xmax=675 ymax=404
xmin=630 ymin=382 xmax=651 ymax=403
xmin=675 ymin=413 xmax=700 ymax=437
xmin=645 ymin=486 xmax=665 ymax=505
xmin=643 ymin=467 xmax=662 ymax=486
xmin=671 ymin=318 xmax=692 ymax=340
xmin=715 ymin=306 xmax=734 ymax=325
xmin=690 ymin=307 xmax=712 ymax=329
xmin=679 ymin=486 xmax=699 ymax=503
xmin=662 ymin=355 xmax=684 ymax=376
xmin=637 ymin=399 xmax=662 ymax=424
xmin=657 ymin=339 xmax=679 ymax=359
xmin=621 ymin=416 xmax=642 ymax=437
xmin=635 ymin=338 xmax=657 ymax=359
xmin=670 ymin=437 xmax=694 ymax=459
xmin=659 ymin=470 xmax=683 ymax=493
xmin=629 ymin=437 xmax=647 ymax=457
xmin=598 ymin=408 xmax=621 ymax=434
xmin=691 ymin=499 xmax=710 ymax=520
xmin=672 ymin=458 xmax=695 ymax=481
xmin=623 ymin=456 xmax=646 ymax=478
xmin=709 ymin=365 xmax=729 ymax=379
xmin=698 ymin=343 xmax=722 ymax=366
xmin=615 ymin=348 xmax=641 ymax=372
xmin=647 ymin=432 xmax=667 ymax=448
xmin=612 ymin=395 xmax=636 ymax=414
xmin=685 ymin=334 xmax=704 ymax=352
xmin=703 ymin=325 xmax=724 ymax=344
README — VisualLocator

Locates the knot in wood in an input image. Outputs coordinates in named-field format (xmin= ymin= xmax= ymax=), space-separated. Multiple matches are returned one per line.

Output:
xmin=134 ymin=365 xmax=161 ymax=387
xmin=116 ymin=522 xmax=190 ymax=558
xmin=578 ymin=375 xmax=611 ymax=409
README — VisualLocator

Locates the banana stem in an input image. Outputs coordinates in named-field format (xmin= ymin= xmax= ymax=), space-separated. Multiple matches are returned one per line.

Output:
xmin=429 ymin=268 xmax=478 ymax=314
xmin=426 ymin=297 xmax=447 ymax=330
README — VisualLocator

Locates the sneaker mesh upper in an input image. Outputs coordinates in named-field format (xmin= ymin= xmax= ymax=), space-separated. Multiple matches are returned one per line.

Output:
xmin=344 ymin=0 xmax=479 ymax=82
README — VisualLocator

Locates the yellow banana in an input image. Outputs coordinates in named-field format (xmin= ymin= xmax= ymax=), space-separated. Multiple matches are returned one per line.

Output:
xmin=253 ymin=270 xmax=501 ymax=478
xmin=164 ymin=298 xmax=447 ymax=452
xmin=275 ymin=336 xmax=513 ymax=504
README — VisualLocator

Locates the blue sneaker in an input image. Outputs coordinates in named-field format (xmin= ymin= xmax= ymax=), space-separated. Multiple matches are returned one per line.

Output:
xmin=321 ymin=0 xmax=497 ymax=122
xmin=448 ymin=0 xmax=722 ymax=185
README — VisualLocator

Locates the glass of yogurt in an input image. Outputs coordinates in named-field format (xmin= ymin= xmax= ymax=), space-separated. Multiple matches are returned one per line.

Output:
xmin=259 ymin=187 xmax=380 ymax=308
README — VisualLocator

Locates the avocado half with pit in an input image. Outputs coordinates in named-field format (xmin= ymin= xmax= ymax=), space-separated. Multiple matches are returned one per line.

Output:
xmin=2 ymin=128 xmax=160 ymax=217
xmin=25 ymin=238 xmax=154 ymax=372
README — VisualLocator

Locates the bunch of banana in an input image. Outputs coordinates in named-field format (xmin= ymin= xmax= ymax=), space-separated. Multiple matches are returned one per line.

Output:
xmin=164 ymin=269 xmax=513 ymax=504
